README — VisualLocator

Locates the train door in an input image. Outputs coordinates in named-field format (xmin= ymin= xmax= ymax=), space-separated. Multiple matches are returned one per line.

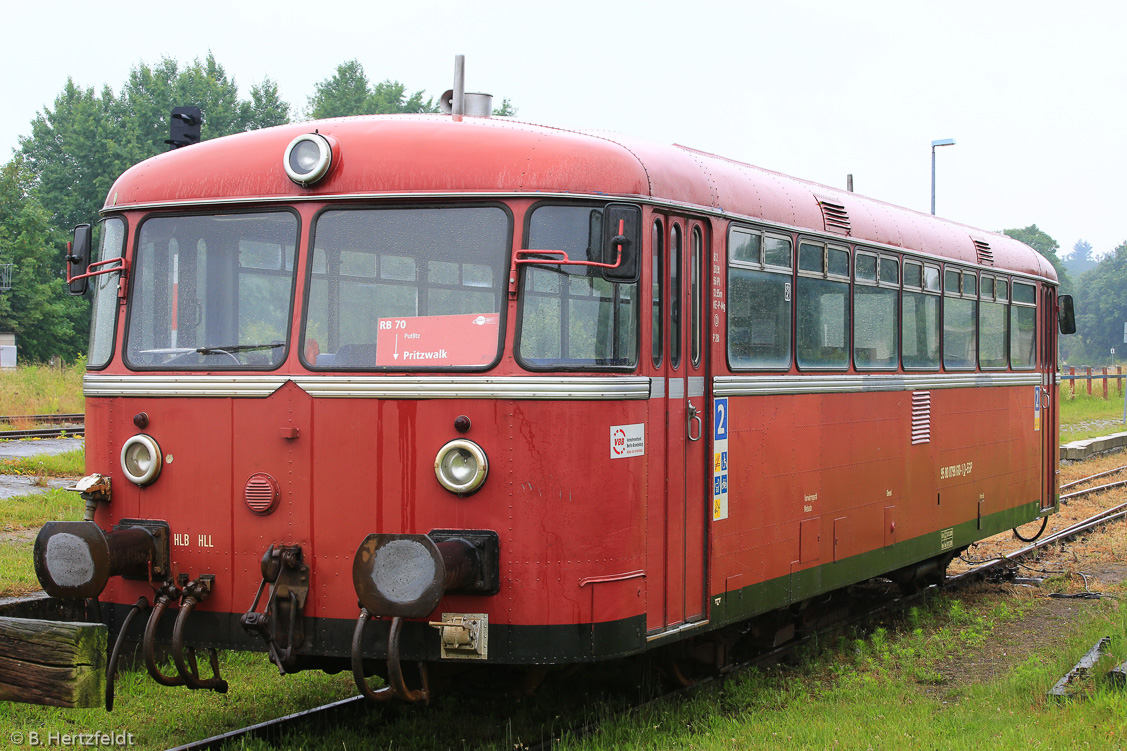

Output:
xmin=656 ymin=217 xmax=709 ymax=630
xmin=1041 ymin=286 xmax=1059 ymax=510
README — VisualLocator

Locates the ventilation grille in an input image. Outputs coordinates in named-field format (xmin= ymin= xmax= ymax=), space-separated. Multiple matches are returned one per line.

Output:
xmin=973 ymin=238 xmax=995 ymax=266
xmin=816 ymin=197 xmax=851 ymax=236
xmin=911 ymin=391 xmax=931 ymax=445
xmin=244 ymin=472 xmax=280 ymax=515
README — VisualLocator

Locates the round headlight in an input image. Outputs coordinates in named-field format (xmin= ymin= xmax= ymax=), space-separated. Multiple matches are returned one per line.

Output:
xmin=121 ymin=434 xmax=162 ymax=486
xmin=434 ymin=439 xmax=488 ymax=495
xmin=283 ymin=133 xmax=333 ymax=186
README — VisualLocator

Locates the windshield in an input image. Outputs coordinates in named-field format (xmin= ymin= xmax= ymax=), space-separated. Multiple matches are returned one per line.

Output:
xmin=302 ymin=206 xmax=509 ymax=370
xmin=125 ymin=211 xmax=299 ymax=369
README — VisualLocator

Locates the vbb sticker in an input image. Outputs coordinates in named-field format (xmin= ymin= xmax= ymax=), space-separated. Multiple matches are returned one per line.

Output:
xmin=713 ymin=398 xmax=729 ymax=521
xmin=610 ymin=424 xmax=645 ymax=459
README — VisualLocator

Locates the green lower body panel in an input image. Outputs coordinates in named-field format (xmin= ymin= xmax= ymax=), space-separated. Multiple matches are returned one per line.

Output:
xmin=712 ymin=500 xmax=1043 ymax=627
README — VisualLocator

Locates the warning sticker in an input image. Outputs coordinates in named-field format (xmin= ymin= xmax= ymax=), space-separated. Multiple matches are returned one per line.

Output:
xmin=713 ymin=397 xmax=729 ymax=521
xmin=610 ymin=424 xmax=645 ymax=459
xmin=375 ymin=313 xmax=499 ymax=367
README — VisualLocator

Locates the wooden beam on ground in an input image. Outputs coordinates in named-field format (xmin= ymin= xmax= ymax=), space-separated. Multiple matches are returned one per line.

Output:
xmin=0 ymin=616 xmax=106 ymax=708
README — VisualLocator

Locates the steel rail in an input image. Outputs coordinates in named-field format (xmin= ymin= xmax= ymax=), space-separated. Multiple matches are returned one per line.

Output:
xmin=0 ymin=426 xmax=85 ymax=440
xmin=1060 ymin=465 xmax=1127 ymax=492
xmin=0 ymin=413 xmax=84 ymax=424
xmin=950 ymin=500 xmax=1127 ymax=584
xmin=166 ymin=695 xmax=368 ymax=751
xmin=1062 ymin=478 xmax=1127 ymax=502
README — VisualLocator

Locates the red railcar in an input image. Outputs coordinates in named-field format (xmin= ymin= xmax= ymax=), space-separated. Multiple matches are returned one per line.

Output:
xmin=38 ymin=107 xmax=1066 ymax=701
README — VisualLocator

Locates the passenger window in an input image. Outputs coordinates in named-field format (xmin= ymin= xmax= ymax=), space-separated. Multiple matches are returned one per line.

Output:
xmin=943 ymin=266 xmax=976 ymax=370
xmin=903 ymin=261 xmax=940 ymax=370
xmin=728 ymin=226 xmax=791 ymax=370
xmin=854 ymin=251 xmax=898 ymax=370
xmin=797 ymin=240 xmax=849 ymax=369
xmin=979 ymin=275 xmax=1008 ymax=369
xmin=1011 ymin=281 xmax=1037 ymax=369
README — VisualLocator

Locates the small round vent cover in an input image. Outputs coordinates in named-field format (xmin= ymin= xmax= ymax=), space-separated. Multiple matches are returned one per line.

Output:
xmin=244 ymin=473 xmax=280 ymax=515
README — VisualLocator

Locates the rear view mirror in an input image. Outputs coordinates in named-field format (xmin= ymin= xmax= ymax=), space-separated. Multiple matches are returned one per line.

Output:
xmin=1058 ymin=294 xmax=1076 ymax=335
xmin=67 ymin=224 xmax=92 ymax=296
xmin=601 ymin=204 xmax=641 ymax=283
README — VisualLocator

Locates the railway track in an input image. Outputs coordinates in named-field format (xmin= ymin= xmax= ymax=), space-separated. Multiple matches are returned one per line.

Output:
xmin=0 ymin=413 xmax=85 ymax=440
xmin=174 ymin=473 xmax=1127 ymax=751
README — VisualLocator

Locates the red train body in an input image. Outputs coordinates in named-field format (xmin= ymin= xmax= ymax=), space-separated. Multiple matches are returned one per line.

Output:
xmin=38 ymin=111 xmax=1063 ymax=698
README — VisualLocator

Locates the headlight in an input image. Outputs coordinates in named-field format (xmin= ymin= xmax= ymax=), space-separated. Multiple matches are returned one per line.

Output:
xmin=121 ymin=434 xmax=162 ymax=486
xmin=434 ymin=439 xmax=488 ymax=495
xmin=283 ymin=133 xmax=333 ymax=186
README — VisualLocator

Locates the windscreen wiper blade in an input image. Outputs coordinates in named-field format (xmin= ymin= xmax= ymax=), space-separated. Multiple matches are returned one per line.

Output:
xmin=196 ymin=343 xmax=285 ymax=355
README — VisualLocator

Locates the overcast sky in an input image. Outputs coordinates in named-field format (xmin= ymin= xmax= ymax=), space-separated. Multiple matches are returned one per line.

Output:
xmin=5 ymin=1 xmax=1123 ymax=257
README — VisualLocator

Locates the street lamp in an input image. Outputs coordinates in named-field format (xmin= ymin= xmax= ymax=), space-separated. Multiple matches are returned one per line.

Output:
xmin=931 ymin=138 xmax=956 ymax=215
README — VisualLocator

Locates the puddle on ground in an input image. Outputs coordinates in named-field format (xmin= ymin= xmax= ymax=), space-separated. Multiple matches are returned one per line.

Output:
xmin=0 ymin=475 xmax=72 ymax=500
xmin=0 ymin=438 xmax=83 ymax=458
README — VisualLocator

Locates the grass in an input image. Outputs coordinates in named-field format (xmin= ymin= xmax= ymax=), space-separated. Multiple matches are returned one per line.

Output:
xmin=0 ymin=488 xmax=83 ymax=534
xmin=0 ymin=652 xmax=357 ymax=749
xmin=0 ymin=449 xmax=85 ymax=478
xmin=554 ymin=591 xmax=1127 ymax=751
xmin=0 ymin=489 xmax=82 ymax=596
xmin=0 ymin=530 xmax=40 ymax=596
xmin=0 ymin=362 xmax=84 ymax=418
xmin=1059 ymin=384 xmax=1127 ymax=443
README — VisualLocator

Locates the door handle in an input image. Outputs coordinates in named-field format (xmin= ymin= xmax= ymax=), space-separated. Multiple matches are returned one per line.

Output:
xmin=687 ymin=400 xmax=702 ymax=442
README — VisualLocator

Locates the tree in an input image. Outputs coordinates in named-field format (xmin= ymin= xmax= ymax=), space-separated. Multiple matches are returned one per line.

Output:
xmin=1002 ymin=225 xmax=1072 ymax=293
xmin=1074 ymin=240 xmax=1127 ymax=357
xmin=18 ymin=79 xmax=125 ymax=232
xmin=0 ymin=158 xmax=85 ymax=361
xmin=245 ymin=78 xmax=291 ymax=130
xmin=1064 ymin=238 xmax=1098 ymax=278
xmin=15 ymin=54 xmax=293 ymax=360
xmin=306 ymin=60 xmax=437 ymax=119
xmin=20 ymin=54 xmax=293 ymax=233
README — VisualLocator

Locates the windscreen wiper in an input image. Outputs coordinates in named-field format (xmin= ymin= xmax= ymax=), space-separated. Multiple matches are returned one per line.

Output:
xmin=196 ymin=343 xmax=285 ymax=355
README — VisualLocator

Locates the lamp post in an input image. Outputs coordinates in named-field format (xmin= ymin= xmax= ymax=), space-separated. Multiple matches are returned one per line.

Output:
xmin=931 ymin=138 xmax=956 ymax=215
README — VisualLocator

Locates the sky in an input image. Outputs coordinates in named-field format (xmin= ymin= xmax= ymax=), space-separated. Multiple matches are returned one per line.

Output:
xmin=4 ymin=0 xmax=1124 ymax=257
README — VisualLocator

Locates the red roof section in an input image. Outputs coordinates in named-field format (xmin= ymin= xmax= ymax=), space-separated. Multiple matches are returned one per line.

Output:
xmin=104 ymin=115 xmax=1054 ymax=281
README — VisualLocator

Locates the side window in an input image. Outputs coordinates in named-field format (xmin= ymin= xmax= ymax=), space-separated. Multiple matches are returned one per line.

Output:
xmin=902 ymin=261 xmax=940 ymax=370
xmin=517 ymin=204 xmax=638 ymax=368
xmin=1011 ymin=281 xmax=1037 ymax=369
xmin=651 ymin=220 xmax=664 ymax=367
xmin=669 ymin=224 xmax=682 ymax=369
xmin=978 ymin=275 xmax=1008 ymax=369
xmin=854 ymin=250 xmax=898 ymax=370
xmin=797 ymin=241 xmax=850 ymax=369
xmin=727 ymin=226 xmax=792 ymax=369
xmin=88 ymin=217 xmax=127 ymax=369
xmin=690 ymin=227 xmax=703 ymax=367
xmin=943 ymin=267 xmax=976 ymax=370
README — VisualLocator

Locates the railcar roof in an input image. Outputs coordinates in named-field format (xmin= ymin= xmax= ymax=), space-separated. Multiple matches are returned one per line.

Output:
xmin=104 ymin=114 xmax=1055 ymax=281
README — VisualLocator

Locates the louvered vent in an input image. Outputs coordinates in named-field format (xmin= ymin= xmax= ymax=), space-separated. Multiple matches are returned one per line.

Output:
xmin=973 ymin=238 xmax=994 ymax=266
xmin=911 ymin=391 xmax=932 ymax=445
xmin=244 ymin=472 xmax=280 ymax=515
xmin=816 ymin=197 xmax=851 ymax=236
